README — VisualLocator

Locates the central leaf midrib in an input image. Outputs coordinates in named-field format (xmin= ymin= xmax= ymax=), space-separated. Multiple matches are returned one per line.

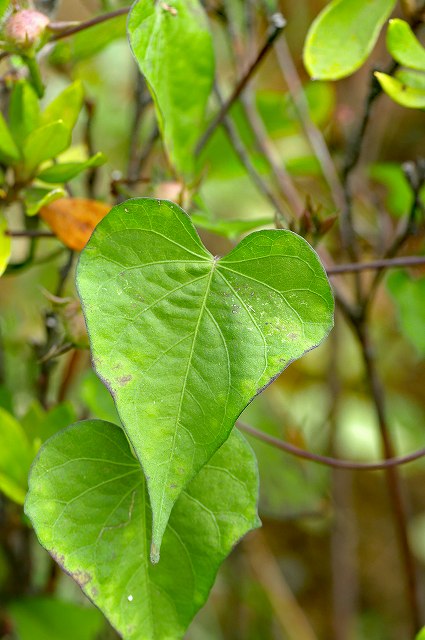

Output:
xmin=154 ymin=258 xmax=217 ymax=547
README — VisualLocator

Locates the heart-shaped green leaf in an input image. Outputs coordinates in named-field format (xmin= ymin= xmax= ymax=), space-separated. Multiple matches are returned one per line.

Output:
xmin=128 ymin=0 xmax=214 ymax=176
xmin=304 ymin=0 xmax=396 ymax=80
xmin=77 ymin=198 xmax=334 ymax=558
xmin=25 ymin=420 xmax=260 ymax=640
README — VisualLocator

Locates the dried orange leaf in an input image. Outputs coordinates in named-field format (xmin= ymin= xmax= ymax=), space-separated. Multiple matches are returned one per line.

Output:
xmin=39 ymin=198 xmax=110 ymax=251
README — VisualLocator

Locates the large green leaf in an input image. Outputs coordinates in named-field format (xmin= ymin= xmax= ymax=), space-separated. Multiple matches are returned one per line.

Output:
xmin=9 ymin=80 xmax=41 ymax=148
xmin=128 ymin=0 xmax=214 ymax=176
xmin=0 ymin=0 xmax=10 ymax=20
xmin=387 ymin=19 xmax=425 ymax=72
xmin=77 ymin=198 xmax=334 ymax=557
xmin=8 ymin=598 xmax=103 ymax=640
xmin=25 ymin=420 xmax=260 ymax=640
xmin=375 ymin=71 xmax=425 ymax=109
xmin=304 ymin=0 xmax=396 ymax=80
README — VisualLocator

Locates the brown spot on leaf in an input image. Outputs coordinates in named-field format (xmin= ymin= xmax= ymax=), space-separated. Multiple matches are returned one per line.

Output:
xmin=118 ymin=375 xmax=132 ymax=386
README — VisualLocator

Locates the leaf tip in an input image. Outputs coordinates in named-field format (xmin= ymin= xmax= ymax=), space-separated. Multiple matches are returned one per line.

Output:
xmin=150 ymin=543 xmax=160 ymax=565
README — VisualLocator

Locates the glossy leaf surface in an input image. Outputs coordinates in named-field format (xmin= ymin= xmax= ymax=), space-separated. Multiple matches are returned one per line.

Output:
xmin=128 ymin=0 xmax=214 ymax=175
xmin=387 ymin=19 xmax=425 ymax=71
xmin=77 ymin=198 xmax=334 ymax=556
xmin=25 ymin=420 xmax=260 ymax=640
xmin=304 ymin=0 xmax=396 ymax=80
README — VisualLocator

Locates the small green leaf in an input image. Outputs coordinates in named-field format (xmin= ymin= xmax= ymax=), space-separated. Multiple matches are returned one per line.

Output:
xmin=37 ymin=152 xmax=107 ymax=184
xmin=375 ymin=71 xmax=425 ymax=109
xmin=369 ymin=162 xmax=416 ymax=217
xmin=23 ymin=121 xmax=71 ymax=175
xmin=387 ymin=271 xmax=425 ymax=356
xmin=304 ymin=0 xmax=396 ymax=80
xmin=387 ymin=19 xmax=425 ymax=72
xmin=0 ymin=213 xmax=11 ymax=277
xmin=41 ymin=81 xmax=84 ymax=132
xmin=24 ymin=186 xmax=66 ymax=216
xmin=8 ymin=598 xmax=104 ymax=640
xmin=77 ymin=198 xmax=334 ymax=557
xmin=9 ymin=80 xmax=40 ymax=148
xmin=25 ymin=420 xmax=260 ymax=640
xmin=0 ymin=112 xmax=21 ymax=163
xmin=128 ymin=0 xmax=214 ymax=175
xmin=0 ymin=407 xmax=33 ymax=504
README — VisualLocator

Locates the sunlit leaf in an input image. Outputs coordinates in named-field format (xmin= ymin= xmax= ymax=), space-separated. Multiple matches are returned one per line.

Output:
xmin=25 ymin=420 xmax=260 ymax=640
xmin=77 ymin=198 xmax=334 ymax=557
xmin=40 ymin=198 xmax=110 ymax=250
xmin=387 ymin=19 xmax=425 ymax=71
xmin=375 ymin=71 xmax=425 ymax=109
xmin=0 ymin=407 xmax=33 ymax=504
xmin=304 ymin=0 xmax=396 ymax=80
xmin=0 ymin=213 xmax=11 ymax=277
xmin=128 ymin=0 xmax=214 ymax=175
xmin=37 ymin=152 xmax=107 ymax=184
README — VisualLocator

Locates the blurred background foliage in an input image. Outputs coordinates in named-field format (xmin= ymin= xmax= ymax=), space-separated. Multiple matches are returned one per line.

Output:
xmin=1 ymin=0 xmax=425 ymax=639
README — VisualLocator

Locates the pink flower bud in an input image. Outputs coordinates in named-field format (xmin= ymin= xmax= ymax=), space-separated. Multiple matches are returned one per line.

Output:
xmin=4 ymin=10 xmax=50 ymax=49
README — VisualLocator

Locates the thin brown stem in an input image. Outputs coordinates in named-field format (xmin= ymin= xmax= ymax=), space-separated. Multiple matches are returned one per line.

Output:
xmin=240 ymin=91 xmax=305 ymax=218
xmin=327 ymin=255 xmax=425 ymax=275
xmin=274 ymin=36 xmax=346 ymax=213
xmin=195 ymin=13 xmax=286 ymax=156
xmin=355 ymin=323 xmax=422 ymax=633
xmin=236 ymin=421 xmax=425 ymax=471
xmin=214 ymin=85 xmax=291 ymax=223
xmin=5 ymin=230 xmax=55 ymax=238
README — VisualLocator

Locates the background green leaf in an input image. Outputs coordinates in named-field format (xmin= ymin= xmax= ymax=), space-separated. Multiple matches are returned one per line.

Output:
xmin=0 ymin=112 xmax=20 ymax=164
xmin=37 ymin=152 xmax=107 ymax=184
xmin=41 ymin=81 xmax=84 ymax=132
xmin=8 ymin=598 xmax=103 ymax=640
xmin=24 ymin=186 xmax=67 ymax=216
xmin=387 ymin=19 xmax=425 ymax=72
xmin=23 ymin=121 xmax=71 ymax=175
xmin=0 ymin=407 xmax=34 ymax=504
xmin=128 ymin=0 xmax=214 ymax=175
xmin=387 ymin=271 xmax=425 ymax=356
xmin=25 ymin=420 xmax=260 ymax=640
xmin=303 ymin=0 xmax=396 ymax=80
xmin=77 ymin=198 xmax=334 ymax=557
